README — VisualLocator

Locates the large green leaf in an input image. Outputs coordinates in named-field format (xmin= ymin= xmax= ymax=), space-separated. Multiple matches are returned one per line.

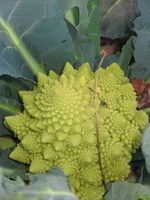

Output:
xmin=60 ymin=0 xmax=89 ymax=33
xmin=117 ymin=36 xmax=134 ymax=76
xmin=87 ymin=0 xmax=101 ymax=54
xmin=104 ymin=181 xmax=150 ymax=200
xmin=100 ymin=0 xmax=139 ymax=39
xmin=142 ymin=125 xmax=150 ymax=174
xmin=60 ymin=0 xmax=100 ymax=38
xmin=0 ymin=167 xmax=78 ymax=200
xmin=60 ymin=0 xmax=100 ymax=70
xmin=131 ymin=0 xmax=150 ymax=80
xmin=74 ymin=33 xmax=100 ymax=70
xmin=0 ymin=0 xmax=76 ymax=80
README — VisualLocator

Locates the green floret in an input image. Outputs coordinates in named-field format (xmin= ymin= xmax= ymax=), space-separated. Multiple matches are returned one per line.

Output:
xmin=6 ymin=62 xmax=149 ymax=200
xmin=100 ymin=137 xmax=131 ymax=182
xmin=133 ymin=110 xmax=149 ymax=131
xmin=5 ymin=112 xmax=31 ymax=140
xmin=106 ymin=63 xmax=129 ymax=83
xmin=21 ymin=132 xmax=42 ymax=153
xmin=43 ymin=145 xmax=57 ymax=161
xmin=78 ymin=184 xmax=105 ymax=200
xmin=9 ymin=144 xmax=31 ymax=164
xmin=30 ymin=154 xmax=52 ymax=173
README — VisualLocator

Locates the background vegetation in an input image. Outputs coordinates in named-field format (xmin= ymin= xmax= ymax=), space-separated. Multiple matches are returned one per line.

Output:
xmin=0 ymin=0 xmax=150 ymax=199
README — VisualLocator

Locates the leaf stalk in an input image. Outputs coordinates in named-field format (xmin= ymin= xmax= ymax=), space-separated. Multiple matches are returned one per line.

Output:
xmin=0 ymin=17 xmax=46 ymax=75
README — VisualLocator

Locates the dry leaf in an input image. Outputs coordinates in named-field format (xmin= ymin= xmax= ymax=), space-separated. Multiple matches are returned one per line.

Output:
xmin=131 ymin=80 xmax=147 ymax=95
xmin=131 ymin=80 xmax=150 ymax=109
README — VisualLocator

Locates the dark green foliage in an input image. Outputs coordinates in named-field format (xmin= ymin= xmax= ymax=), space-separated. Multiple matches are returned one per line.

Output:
xmin=100 ymin=0 xmax=139 ymax=38
xmin=117 ymin=36 xmax=134 ymax=77
xmin=0 ymin=0 xmax=76 ymax=79
xmin=0 ymin=0 xmax=150 ymax=199
xmin=130 ymin=0 xmax=150 ymax=80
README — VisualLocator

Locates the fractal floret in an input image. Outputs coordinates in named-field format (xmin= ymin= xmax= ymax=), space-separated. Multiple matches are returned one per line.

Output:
xmin=5 ymin=63 xmax=148 ymax=200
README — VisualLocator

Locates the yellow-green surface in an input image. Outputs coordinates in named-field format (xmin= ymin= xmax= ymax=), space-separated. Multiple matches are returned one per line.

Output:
xmin=5 ymin=63 xmax=148 ymax=200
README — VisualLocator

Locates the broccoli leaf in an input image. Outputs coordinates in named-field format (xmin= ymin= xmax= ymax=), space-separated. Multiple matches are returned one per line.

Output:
xmin=60 ymin=0 xmax=89 ymax=29
xmin=142 ymin=125 xmax=150 ymax=173
xmin=131 ymin=0 xmax=150 ymax=80
xmin=60 ymin=0 xmax=100 ymax=34
xmin=100 ymin=0 xmax=139 ymax=39
xmin=117 ymin=36 xmax=134 ymax=77
xmin=0 ymin=167 xmax=78 ymax=200
xmin=59 ymin=0 xmax=100 ymax=70
xmin=74 ymin=33 xmax=100 ymax=70
xmin=0 ymin=0 xmax=76 ymax=80
xmin=104 ymin=181 xmax=150 ymax=200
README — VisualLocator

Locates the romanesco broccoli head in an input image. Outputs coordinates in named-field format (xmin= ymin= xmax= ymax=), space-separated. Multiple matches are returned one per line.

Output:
xmin=5 ymin=62 xmax=148 ymax=200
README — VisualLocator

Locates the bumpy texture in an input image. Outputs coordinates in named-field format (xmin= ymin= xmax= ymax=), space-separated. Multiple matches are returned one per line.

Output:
xmin=5 ymin=63 xmax=148 ymax=200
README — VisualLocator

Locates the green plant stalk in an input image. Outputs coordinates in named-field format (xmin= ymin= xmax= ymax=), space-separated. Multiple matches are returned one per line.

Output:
xmin=0 ymin=17 xmax=46 ymax=75
xmin=0 ymin=103 xmax=20 ymax=114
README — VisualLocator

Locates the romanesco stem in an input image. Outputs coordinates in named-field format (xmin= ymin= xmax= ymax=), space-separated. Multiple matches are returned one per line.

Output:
xmin=94 ymin=50 xmax=107 ymax=190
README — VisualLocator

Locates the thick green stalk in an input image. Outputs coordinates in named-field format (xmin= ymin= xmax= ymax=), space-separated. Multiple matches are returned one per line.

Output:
xmin=0 ymin=103 xmax=20 ymax=114
xmin=0 ymin=17 xmax=46 ymax=75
